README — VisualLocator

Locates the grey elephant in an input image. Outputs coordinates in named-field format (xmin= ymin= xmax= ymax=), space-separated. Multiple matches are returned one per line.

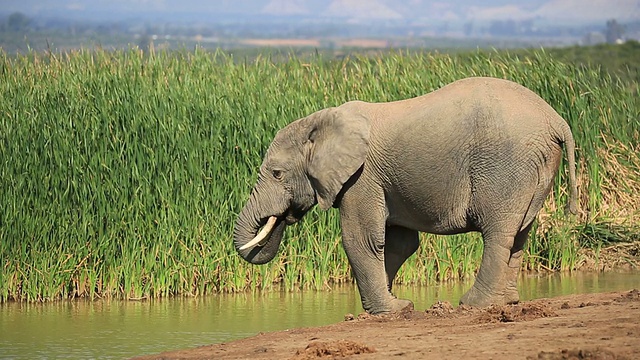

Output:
xmin=233 ymin=77 xmax=578 ymax=314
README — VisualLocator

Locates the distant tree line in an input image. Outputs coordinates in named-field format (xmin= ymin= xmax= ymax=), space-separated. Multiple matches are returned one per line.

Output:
xmin=2 ymin=12 xmax=31 ymax=32
xmin=0 ymin=11 xmax=635 ymax=52
xmin=606 ymin=19 xmax=625 ymax=43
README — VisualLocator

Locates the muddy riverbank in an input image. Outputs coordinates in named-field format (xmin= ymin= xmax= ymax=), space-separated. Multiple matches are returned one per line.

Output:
xmin=135 ymin=288 xmax=640 ymax=359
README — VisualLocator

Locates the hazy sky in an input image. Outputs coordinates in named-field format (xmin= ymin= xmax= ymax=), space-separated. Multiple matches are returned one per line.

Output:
xmin=2 ymin=0 xmax=639 ymax=23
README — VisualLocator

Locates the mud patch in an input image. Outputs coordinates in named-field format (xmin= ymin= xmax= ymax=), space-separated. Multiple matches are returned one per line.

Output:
xmin=345 ymin=302 xmax=426 ymax=322
xmin=614 ymin=289 xmax=639 ymax=302
xmin=425 ymin=301 xmax=455 ymax=317
xmin=290 ymin=340 xmax=375 ymax=359
xmin=477 ymin=302 xmax=557 ymax=323
xmin=528 ymin=348 xmax=627 ymax=360
xmin=579 ymin=302 xmax=598 ymax=308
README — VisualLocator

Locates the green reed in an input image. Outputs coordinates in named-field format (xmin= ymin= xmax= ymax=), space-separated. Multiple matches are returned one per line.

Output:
xmin=0 ymin=48 xmax=638 ymax=302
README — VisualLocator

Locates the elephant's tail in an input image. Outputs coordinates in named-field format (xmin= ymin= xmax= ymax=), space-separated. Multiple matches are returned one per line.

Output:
xmin=558 ymin=121 xmax=579 ymax=215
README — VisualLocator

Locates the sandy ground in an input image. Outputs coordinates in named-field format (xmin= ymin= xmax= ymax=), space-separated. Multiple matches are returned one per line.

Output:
xmin=133 ymin=288 xmax=639 ymax=360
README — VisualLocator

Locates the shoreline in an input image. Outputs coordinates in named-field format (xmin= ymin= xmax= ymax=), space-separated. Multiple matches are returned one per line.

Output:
xmin=133 ymin=288 xmax=640 ymax=360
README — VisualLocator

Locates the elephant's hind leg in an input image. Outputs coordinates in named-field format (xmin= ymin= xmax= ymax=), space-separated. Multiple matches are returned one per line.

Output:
xmin=384 ymin=226 xmax=419 ymax=291
xmin=459 ymin=228 xmax=518 ymax=307
xmin=501 ymin=149 xmax=560 ymax=304
xmin=504 ymin=222 xmax=534 ymax=304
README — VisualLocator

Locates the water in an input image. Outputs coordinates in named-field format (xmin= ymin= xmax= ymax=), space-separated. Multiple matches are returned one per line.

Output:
xmin=1 ymin=271 xmax=638 ymax=359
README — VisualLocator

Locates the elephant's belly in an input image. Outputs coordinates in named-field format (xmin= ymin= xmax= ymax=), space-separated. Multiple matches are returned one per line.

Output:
xmin=384 ymin=187 xmax=476 ymax=235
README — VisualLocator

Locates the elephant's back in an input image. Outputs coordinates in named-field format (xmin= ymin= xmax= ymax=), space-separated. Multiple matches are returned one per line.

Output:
xmin=357 ymin=77 xmax=567 ymax=233
xmin=428 ymin=77 xmax=563 ymax=125
xmin=393 ymin=77 xmax=563 ymax=137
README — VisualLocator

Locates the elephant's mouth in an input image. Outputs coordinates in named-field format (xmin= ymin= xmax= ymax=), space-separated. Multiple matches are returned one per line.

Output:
xmin=238 ymin=207 xmax=306 ymax=252
xmin=285 ymin=207 xmax=307 ymax=225
xmin=238 ymin=216 xmax=282 ymax=251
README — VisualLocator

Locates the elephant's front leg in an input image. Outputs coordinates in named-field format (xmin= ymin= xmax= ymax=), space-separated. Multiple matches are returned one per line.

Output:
xmin=339 ymin=198 xmax=413 ymax=314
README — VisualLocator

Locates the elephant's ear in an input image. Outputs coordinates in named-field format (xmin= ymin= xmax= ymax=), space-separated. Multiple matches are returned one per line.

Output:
xmin=306 ymin=107 xmax=370 ymax=210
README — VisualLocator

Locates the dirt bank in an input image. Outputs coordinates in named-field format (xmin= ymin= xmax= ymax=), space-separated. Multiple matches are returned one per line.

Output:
xmin=134 ymin=289 xmax=640 ymax=360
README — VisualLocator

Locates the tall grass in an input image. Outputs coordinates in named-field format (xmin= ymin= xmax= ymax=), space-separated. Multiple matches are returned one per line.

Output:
xmin=0 ymin=48 xmax=638 ymax=302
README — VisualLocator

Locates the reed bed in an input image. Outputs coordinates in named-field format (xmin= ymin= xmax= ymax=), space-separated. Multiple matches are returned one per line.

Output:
xmin=0 ymin=48 xmax=638 ymax=302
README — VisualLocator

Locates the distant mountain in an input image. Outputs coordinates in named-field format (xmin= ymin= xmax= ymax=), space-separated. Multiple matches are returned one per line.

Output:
xmin=3 ymin=0 xmax=639 ymax=24
xmin=322 ymin=0 xmax=402 ymax=20
xmin=262 ymin=0 xmax=310 ymax=16
xmin=259 ymin=0 xmax=640 ymax=23
xmin=535 ymin=0 xmax=640 ymax=22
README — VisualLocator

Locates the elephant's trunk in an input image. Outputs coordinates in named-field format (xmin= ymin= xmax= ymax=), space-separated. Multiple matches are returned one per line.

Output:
xmin=233 ymin=189 xmax=288 ymax=264
xmin=238 ymin=216 xmax=278 ymax=251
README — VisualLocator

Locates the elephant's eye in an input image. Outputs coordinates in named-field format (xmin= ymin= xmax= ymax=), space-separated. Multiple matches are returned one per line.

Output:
xmin=272 ymin=169 xmax=284 ymax=180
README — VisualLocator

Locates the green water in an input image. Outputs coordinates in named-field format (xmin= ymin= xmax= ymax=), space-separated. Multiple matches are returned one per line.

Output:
xmin=1 ymin=271 xmax=638 ymax=359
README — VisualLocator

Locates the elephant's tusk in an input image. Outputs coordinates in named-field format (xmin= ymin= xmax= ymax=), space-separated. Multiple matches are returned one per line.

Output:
xmin=239 ymin=216 xmax=278 ymax=250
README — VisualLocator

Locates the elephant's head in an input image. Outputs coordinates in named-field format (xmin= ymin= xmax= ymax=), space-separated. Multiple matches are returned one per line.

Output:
xmin=233 ymin=106 xmax=370 ymax=264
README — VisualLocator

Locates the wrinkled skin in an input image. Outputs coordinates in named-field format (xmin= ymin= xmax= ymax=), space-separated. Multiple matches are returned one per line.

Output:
xmin=234 ymin=77 xmax=578 ymax=314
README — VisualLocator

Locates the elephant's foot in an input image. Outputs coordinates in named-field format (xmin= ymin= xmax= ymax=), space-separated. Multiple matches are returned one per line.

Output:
xmin=389 ymin=298 xmax=414 ymax=312
xmin=459 ymin=283 xmax=518 ymax=307
xmin=503 ymin=285 xmax=520 ymax=305
xmin=367 ymin=297 xmax=414 ymax=315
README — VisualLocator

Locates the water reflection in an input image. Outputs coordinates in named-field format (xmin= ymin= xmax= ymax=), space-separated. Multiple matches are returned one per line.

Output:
xmin=0 ymin=270 xmax=638 ymax=359
xmin=0 ymin=287 xmax=362 ymax=359
xmin=518 ymin=270 xmax=640 ymax=301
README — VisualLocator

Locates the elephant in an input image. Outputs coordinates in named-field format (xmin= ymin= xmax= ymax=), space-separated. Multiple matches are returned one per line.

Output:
xmin=233 ymin=77 xmax=578 ymax=314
